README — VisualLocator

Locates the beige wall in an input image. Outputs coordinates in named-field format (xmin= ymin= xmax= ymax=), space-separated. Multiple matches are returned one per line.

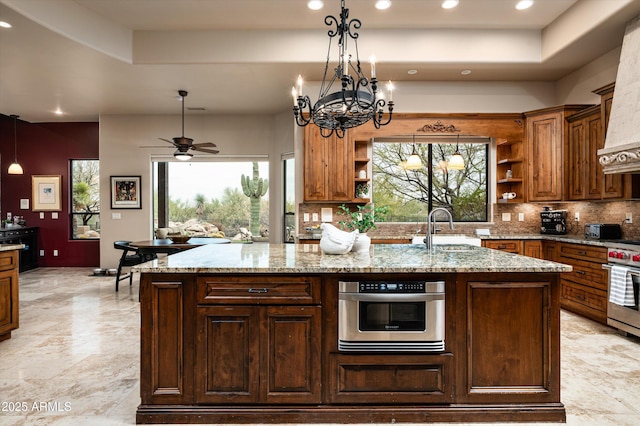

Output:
xmin=99 ymin=113 xmax=283 ymax=268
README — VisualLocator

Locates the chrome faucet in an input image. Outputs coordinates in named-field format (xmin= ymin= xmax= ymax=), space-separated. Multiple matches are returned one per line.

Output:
xmin=426 ymin=207 xmax=454 ymax=249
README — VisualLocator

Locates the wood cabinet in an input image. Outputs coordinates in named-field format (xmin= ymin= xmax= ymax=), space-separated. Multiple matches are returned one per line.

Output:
xmin=525 ymin=105 xmax=589 ymax=202
xmin=496 ymin=138 xmax=525 ymax=203
xmin=303 ymin=125 xmax=352 ymax=202
xmin=195 ymin=276 xmax=321 ymax=404
xmin=566 ymin=105 xmax=603 ymax=200
xmin=482 ymin=239 xmax=542 ymax=259
xmin=0 ymin=250 xmax=20 ymax=342
xmin=556 ymin=242 xmax=608 ymax=324
xmin=482 ymin=239 xmax=522 ymax=254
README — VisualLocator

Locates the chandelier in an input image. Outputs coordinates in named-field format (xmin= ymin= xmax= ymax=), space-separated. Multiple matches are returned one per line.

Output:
xmin=293 ymin=0 xmax=394 ymax=138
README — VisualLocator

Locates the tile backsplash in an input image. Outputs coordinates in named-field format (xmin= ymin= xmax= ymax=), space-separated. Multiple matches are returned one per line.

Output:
xmin=299 ymin=200 xmax=640 ymax=240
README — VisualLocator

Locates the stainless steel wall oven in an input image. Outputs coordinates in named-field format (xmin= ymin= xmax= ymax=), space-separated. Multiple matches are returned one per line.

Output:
xmin=338 ymin=280 xmax=445 ymax=351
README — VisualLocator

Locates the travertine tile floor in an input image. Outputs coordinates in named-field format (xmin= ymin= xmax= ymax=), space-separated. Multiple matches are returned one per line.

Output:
xmin=1 ymin=267 xmax=640 ymax=425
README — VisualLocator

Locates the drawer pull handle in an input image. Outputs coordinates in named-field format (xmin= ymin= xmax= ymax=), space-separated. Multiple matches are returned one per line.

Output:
xmin=498 ymin=245 xmax=507 ymax=249
xmin=577 ymin=250 xmax=587 ymax=255
xmin=576 ymin=270 xmax=586 ymax=275
xmin=248 ymin=288 xmax=268 ymax=293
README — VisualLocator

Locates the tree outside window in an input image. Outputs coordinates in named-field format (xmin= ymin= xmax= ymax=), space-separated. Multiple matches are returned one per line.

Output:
xmin=71 ymin=159 xmax=100 ymax=239
xmin=372 ymin=141 xmax=488 ymax=222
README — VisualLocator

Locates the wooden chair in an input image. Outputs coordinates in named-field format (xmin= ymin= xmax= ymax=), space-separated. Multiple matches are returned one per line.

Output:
xmin=113 ymin=241 xmax=145 ymax=291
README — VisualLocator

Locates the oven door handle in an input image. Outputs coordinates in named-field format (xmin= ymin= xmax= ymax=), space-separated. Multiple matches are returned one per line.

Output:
xmin=339 ymin=293 xmax=443 ymax=302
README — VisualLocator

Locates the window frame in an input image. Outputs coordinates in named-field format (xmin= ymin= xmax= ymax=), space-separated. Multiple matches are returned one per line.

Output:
xmin=69 ymin=158 xmax=100 ymax=240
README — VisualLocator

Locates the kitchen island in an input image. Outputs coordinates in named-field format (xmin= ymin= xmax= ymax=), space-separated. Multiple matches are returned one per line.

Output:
xmin=134 ymin=243 xmax=571 ymax=424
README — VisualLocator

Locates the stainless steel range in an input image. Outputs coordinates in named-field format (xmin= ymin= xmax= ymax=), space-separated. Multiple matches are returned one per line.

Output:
xmin=605 ymin=242 xmax=640 ymax=337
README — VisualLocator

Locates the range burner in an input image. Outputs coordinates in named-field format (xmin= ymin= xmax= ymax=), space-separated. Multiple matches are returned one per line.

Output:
xmin=607 ymin=244 xmax=640 ymax=266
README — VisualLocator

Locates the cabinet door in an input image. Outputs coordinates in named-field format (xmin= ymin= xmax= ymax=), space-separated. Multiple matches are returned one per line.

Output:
xmin=523 ymin=241 xmax=543 ymax=259
xmin=0 ymin=254 xmax=19 ymax=341
xmin=196 ymin=306 xmax=260 ymax=403
xmin=303 ymin=126 xmax=328 ymax=201
xmin=586 ymin=113 xmax=603 ymax=199
xmin=600 ymin=92 xmax=624 ymax=198
xmin=303 ymin=126 xmax=352 ymax=201
xmin=567 ymin=118 xmax=587 ymax=200
xmin=263 ymin=306 xmax=322 ymax=403
xmin=527 ymin=112 xmax=563 ymax=201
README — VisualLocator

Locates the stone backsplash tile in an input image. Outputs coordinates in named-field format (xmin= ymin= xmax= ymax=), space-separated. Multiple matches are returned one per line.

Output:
xmin=299 ymin=200 xmax=640 ymax=240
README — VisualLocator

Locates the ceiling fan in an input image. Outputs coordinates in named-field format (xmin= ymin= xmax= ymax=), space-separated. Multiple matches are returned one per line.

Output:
xmin=159 ymin=90 xmax=219 ymax=160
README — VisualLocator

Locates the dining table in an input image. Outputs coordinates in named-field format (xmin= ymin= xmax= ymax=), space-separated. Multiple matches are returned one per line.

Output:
xmin=130 ymin=237 xmax=231 ymax=260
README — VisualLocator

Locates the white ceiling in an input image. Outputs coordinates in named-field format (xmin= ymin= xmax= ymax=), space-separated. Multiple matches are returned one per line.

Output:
xmin=1 ymin=0 xmax=640 ymax=123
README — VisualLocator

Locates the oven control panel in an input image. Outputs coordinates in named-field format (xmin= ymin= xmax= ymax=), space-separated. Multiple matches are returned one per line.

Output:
xmin=359 ymin=281 xmax=425 ymax=293
xmin=607 ymin=249 xmax=640 ymax=266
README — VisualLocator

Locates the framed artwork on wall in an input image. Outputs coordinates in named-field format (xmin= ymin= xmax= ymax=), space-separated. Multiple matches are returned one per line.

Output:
xmin=32 ymin=175 xmax=62 ymax=211
xmin=110 ymin=175 xmax=142 ymax=209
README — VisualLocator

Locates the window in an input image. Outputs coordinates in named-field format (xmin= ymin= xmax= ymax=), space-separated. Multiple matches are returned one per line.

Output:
xmin=153 ymin=161 xmax=270 ymax=239
xmin=70 ymin=159 xmax=100 ymax=239
xmin=372 ymin=138 xmax=489 ymax=222
xmin=283 ymin=157 xmax=295 ymax=243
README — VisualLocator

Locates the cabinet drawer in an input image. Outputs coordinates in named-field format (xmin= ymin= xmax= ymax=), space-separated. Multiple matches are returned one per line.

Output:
xmin=197 ymin=276 xmax=320 ymax=305
xmin=0 ymin=251 xmax=18 ymax=272
xmin=558 ymin=243 xmax=607 ymax=263
xmin=483 ymin=240 xmax=522 ymax=253
xmin=562 ymin=260 xmax=607 ymax=290
xmin=561 ymin=280 xmax=607 ymax=313
xmin=328 ymin=354 xmax=453 ymax=404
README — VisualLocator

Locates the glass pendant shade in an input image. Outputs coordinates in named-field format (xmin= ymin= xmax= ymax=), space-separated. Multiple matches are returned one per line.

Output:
xmin=448 ymin=135 xmax=465 ymax=170
xmin=448 ymin=151 xmax=465 ymax=170
xmin=8 ymin=114 xmax=23 ymax=175
xmin=405 ymin=153 xmax=422 ymax=170
xmin=8 ymin=162 xmax=24 ymax=174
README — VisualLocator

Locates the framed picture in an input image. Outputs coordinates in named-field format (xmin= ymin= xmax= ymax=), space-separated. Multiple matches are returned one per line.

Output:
xmin=32 ymin=175 xmax=62 ymax=211
xmin=110 ymin=175 xmax=142 ymax=209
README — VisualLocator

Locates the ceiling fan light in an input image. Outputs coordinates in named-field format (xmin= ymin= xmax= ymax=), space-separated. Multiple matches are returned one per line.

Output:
xmin=174 ymin=151 xmax=193 ymax=161
xmin=8 ymin=162 xmax=24 ymax=175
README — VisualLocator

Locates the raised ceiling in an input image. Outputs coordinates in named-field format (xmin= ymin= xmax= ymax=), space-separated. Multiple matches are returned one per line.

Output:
xmin=1 ymin=0 xmax=640 ymax=122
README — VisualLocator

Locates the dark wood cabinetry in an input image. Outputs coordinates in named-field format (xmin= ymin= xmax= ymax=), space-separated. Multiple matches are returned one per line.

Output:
xmin=525 ymin=106 xmax=589 ymax=202
xmin=196 ymin=275 xmax=322 ymax=404
xmin=0 ymin=227 xmax=38 ymax=272
xmin=555 ymin=242 xmax=608 ymax=324
xmin=303 ymin=126 xmax=352 ymax=202
xmin=566 ymin=105 xmax=604 ymax=200
xmin=496 ymin=138 xmax=525 ymax=203
xmin=0 ymin=250 xmax=20 ymax=342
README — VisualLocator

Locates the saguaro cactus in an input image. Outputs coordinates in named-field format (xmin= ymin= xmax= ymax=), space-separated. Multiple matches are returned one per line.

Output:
xmin=241 ymin=162 xmax=269 ymax=236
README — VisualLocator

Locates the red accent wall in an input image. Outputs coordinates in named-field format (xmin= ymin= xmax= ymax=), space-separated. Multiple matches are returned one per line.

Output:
xmin=0 ymin=114 xmax=100 ymax=267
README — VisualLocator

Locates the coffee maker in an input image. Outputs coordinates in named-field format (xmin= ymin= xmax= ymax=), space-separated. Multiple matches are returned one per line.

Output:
xmin=540 ymin=207 xmax=567 ymax=235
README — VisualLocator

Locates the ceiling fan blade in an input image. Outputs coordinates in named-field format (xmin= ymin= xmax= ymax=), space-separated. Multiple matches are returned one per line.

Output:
xmin=192 ymin=142 xmax=217 ymax=148
xmin=159 ymin=137 xmax=179 ymax=147
xmin=191 ymin=146 xmax=219 ymax=154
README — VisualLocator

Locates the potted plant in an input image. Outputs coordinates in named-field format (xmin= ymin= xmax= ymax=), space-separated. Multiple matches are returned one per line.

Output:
xmin=337 ymin=204 xmax=389 ymax=252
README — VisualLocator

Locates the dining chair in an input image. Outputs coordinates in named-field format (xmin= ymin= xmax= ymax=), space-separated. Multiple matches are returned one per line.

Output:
xmin=113 ymin=240 xmax=145 ymax=291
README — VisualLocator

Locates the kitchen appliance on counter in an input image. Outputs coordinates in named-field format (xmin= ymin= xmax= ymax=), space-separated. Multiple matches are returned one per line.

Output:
xmin=605 ymin=242 xmax=640 ymax=337
xmin=585 ymin=223 xmax=622 ymax=240
xmin=338 ymin=280 xmax=444 ymax=352
xmin=540 ymin=208 xmax=567 ymax=235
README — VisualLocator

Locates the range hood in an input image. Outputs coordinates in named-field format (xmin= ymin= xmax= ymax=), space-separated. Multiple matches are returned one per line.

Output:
xmin=599 ymin=14 xmax=640 ymax=174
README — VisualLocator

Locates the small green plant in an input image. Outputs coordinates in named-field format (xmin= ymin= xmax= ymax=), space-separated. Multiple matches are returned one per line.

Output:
xmin=337 ymin=204 xmax=388 ymax=234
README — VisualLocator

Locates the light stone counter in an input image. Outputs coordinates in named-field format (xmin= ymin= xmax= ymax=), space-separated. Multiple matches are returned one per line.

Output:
xmin=0 ymin=243 xmax=24 ymax=252
xmin=133 ymin=242 xmax=571 ymax=274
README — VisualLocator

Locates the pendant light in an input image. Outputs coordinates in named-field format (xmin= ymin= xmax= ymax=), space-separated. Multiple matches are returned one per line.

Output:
xmin=448 ymin=134 xmax=465 ymax=171
xmin=404 ymin=135 xmax=422 ymax=170
xmin=8 ymin=115 xmax=24 ymax=175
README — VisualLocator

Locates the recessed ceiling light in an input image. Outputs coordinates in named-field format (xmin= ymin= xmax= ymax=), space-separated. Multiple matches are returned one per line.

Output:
xmin=408 ymin=69 xmax=418 ymax=75
xmin=515 ymin=0 xmax=534 ymax=10
xmin=0 ymin=21 xmax=12 ymax=29
xmin=307 ymin=0 xmax=324 ymax=10
xmin=375 ymin=0 xmax=392 ymax=10
xmin=54 ymin=108 xmax=63 ymax=115
xmin=441 ymin=0 xmax=459 ymax=9
xmin=461 ymin=69 xmax=472 ymax=75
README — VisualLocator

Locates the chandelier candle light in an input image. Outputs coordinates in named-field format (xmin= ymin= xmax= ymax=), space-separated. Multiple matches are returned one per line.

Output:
xmin=293 ymin=0 xmax=394 ymax=138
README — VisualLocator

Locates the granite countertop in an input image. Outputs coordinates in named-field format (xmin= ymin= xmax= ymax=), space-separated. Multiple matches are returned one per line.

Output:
xmin=0 ymin=243 xmax=25 ymax=251
xmin=133 ymin=243 xmax=571 ymax=274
